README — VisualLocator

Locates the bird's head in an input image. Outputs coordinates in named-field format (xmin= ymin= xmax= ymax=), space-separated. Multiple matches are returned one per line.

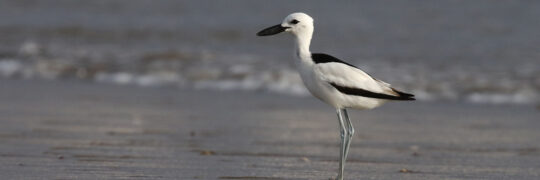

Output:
xmin=257 ymin=12 xmax=314 ymax=37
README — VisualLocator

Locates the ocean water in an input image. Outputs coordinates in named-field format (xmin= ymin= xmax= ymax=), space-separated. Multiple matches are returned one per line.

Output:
xmin=0 ymin=0 xmax=538 ymax=104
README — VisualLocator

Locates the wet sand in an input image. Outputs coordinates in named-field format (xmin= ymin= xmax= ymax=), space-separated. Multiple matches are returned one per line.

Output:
xmin=0 ymin=79 xmax=539 ymax=180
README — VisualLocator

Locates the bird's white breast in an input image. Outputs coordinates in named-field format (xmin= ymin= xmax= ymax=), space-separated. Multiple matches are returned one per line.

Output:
xmin=295 ymin=55 xmax=341 ymax=107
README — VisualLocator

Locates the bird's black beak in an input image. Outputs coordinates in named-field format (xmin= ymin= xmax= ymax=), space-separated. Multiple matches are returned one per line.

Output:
xmin=257 ymin=24 xmax=288 ymax=36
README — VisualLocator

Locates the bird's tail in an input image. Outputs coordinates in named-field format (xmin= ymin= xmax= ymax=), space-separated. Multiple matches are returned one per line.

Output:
xmin=391 ymin=88 xmax=415 ymax=101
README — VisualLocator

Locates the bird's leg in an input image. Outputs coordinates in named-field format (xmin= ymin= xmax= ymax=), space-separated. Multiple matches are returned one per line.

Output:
xmin=341 ymin=109 xmax=354 ymax=160
xmin=336 ymin=108 xmax=349 ymax=180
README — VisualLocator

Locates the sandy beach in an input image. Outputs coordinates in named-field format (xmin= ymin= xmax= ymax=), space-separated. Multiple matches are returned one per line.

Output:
xmin=0 ymin=1 xmax=539 ymax=179
xmin=0 ymin=79 xmax=538 ymax=180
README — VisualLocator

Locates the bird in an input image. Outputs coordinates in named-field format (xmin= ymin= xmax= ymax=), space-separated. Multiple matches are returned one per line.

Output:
xmin=256 ymin=12 xmax=415 ymax=180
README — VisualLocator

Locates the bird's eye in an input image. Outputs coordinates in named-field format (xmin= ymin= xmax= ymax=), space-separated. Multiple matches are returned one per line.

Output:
xmin=290 ymin=19 xmax=299 ymax=24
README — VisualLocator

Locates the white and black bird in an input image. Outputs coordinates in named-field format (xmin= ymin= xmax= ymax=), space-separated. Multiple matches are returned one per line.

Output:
xmin=257 ymin=12 xmax=415 ymax=180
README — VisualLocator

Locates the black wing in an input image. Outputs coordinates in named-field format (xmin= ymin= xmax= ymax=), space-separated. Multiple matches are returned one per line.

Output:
xmin=311 ymin=53 xmax=358 ymax=68
xmin=329 ymin=83 xmax=415 ymax=101
xmin=313 ymin=53 xmax=415 ymax=101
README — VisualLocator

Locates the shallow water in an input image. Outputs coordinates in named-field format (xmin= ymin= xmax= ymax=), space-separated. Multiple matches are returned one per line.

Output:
xmin=0 ymin=0 xmax=539 ymax=104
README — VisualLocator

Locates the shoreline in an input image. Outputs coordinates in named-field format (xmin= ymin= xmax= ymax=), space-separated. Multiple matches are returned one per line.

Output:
xmin=0 ymin=79 xmax=539 ymax=179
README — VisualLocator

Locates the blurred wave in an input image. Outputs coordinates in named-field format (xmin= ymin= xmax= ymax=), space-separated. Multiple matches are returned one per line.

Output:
xmin=0 ymin=0 xmax=538 ymax=104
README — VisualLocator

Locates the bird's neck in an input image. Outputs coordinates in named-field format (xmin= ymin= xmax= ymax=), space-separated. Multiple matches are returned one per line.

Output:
xmin=294 ymin=32 xmax=312 ymax=60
